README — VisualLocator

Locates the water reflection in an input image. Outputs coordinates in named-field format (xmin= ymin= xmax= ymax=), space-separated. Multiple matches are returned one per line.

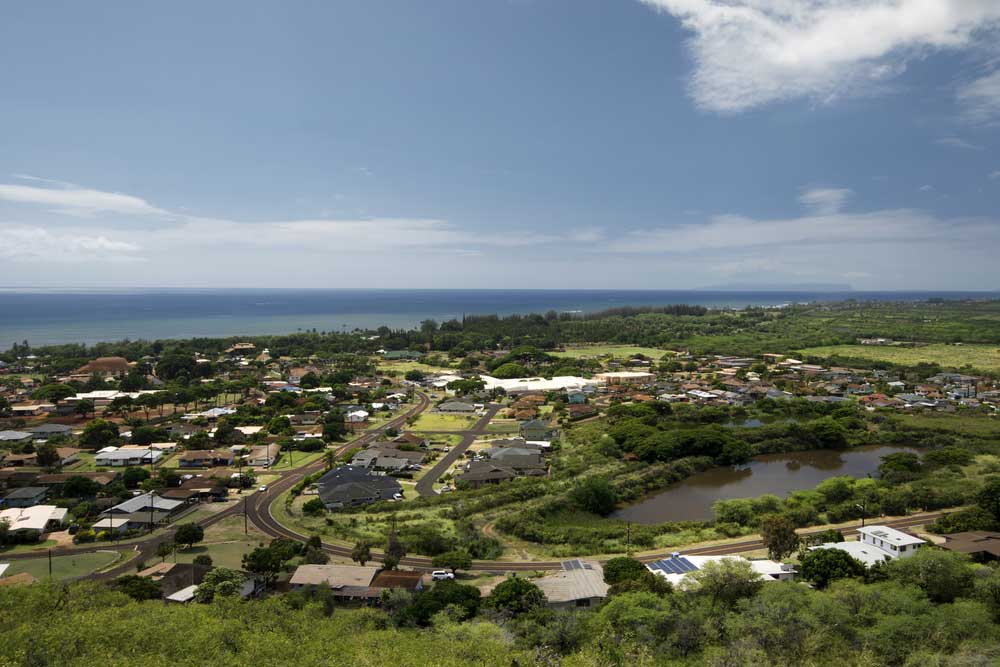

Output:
xmin=612 ymin=446 xmax=915 ymax=524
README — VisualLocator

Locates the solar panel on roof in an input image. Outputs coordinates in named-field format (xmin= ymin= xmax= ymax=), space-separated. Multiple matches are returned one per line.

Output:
xmin=676 ymin=556 xmax=697 ymax=572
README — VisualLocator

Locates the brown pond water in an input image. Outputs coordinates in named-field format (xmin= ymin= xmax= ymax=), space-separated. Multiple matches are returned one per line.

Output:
xmin=612 ymin=446 xmax=916 ymax=524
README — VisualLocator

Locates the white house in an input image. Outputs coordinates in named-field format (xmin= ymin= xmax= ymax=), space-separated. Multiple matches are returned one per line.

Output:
xmin=646 ymin=553 xmax=795 ymax=586
xmin=95 ymin=447 xmax=164 ymax=467
xmin=346 ymin=410 xmax=369 ymax=424
xmin=809 ymin=525 xmax=925 ymax=567
xmin=0 ymin=505 xmax=68 ymax=536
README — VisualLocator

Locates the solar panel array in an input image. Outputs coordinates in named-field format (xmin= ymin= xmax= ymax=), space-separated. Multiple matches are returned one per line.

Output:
xmin=562 ymin=559 xmax=584 ymax=571
xmin=648 ymin=556 xmax=698 ymax=575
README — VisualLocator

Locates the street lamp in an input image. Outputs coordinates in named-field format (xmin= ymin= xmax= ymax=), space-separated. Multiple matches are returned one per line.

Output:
xmin=855 ymin=501 xmax=867 ymax=527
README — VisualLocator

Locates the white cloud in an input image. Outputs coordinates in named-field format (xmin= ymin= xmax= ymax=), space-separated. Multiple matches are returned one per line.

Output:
xmin=958 ymin=69 xmax=1000 ymax=124
xmin=607 ymin=208 xmax=994 ymax=254
xmin=0 ymin=182 xmax=171 ymax=218
xmin=799 ymin=187 xmax=852 ymax=214
xmin=935 ymin=136 xmax=984 ymax=150
xmin=991 ymin=170 xmax=1000 ymax=180
xmin=919 ymin=184 xmax=934 ymax=192
xmin=0 ymin=225 xmax=143 ymax=262
xmin=640 ymin=0 xmax=1000 ymax=113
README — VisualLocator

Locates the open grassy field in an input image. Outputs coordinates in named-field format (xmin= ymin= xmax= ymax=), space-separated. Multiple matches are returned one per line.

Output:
xmin=5 ymin=550 xmax=121 ymax=581
xmin=376 ymin=359 xmax=454 ymax=374
xmin=409 ymin=413 xmax=477 ymax=431
xmin=551 ymin=345 xmax=672 ymax=359
xmin=895 ymin=413 xmax=1000 ymax=436
xmin=799 ymin=343 xmax=1000 ymax=372
xmin=172 ymin=515 xmax=268 ymax=570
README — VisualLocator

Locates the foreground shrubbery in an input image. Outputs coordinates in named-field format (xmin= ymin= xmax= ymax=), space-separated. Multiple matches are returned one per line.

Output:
xmin=5 ymin=549 xmax=1000 ymax=666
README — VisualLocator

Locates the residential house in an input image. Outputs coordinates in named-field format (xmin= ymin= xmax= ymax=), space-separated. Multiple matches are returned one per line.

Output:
xmin=2 ymin=486 xmax=49 ymax=508
xmin=456 ymin=460 xmax=545 ymax=489
xmin=0 ymin=431 xmax=33 ymax=445
xmin=392 ymin=432 xmax=429 ymax=449
xmin=11 ymin=404 xmax=54 ymax=417
xmin=533 ymin=560 xmax=609 ymax=609
xmin=245 ymin=444 xmax=279 ymax=467
xmin=54 ymin=447 xmax=81 ymax=466
xmin=25 ymin=423 xmax=74 ymax=440
xmin=289 ymin=564 xmax=424 ymax=600
xmin=647 ymin=553 xmax=795 ymax=585
xmin=345 ymin=410 xmax=369 ymax=426
xmin=437 ymin=401 xmax=475 ymax=413
xmin=519 ymin=418 xmax=554 ymax=441
xmin=178 ymin=450 xmax=235 ymax=468
xmin=74 ymin=356 xmax=130 ymax=378
xmin=939 ymin=531 xmax=1000 ymax=562
xmin=0 ymin=505 xmax=68 ymax=537
xmin=315 ymin=465 xmax=402 ymax=509
xmin=808 ymin=525 xmax=925 ymax=567
xmin=95 ymin=447 xmax=164 ymax=467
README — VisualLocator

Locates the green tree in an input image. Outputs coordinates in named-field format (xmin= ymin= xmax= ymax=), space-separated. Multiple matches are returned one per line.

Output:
xmin=486 ymin=576 xmax=545 ymax=617
xmin=351 ymin=541 xmax=372 ymax=566
xmin=885 ymin=548 xmax=974 ymax=603
xmin=977 ymin=477 xmax=1000 ymax=524
xmin=62 ymin=475 xmax=100 ymax=498
xmin=194 ymin=568 xmax=246 ymax=602
xmin=122 ymin=466 xmax=151 ymax=489
xmin=155 ymin=541 xmax=175 ymax=563
xmin=759 ymin=514 xmax=800 ymax=560
xmin=684 ymin=558 xmax=763 ymax=608
xmin=799 ymin=548 xmax=865 ymax=589
xmin=33 ymin=382 xmax=74 ymax=406
xmin=33 ymin=443 xmax=58 ymax=467
xmin=491 ymin=362 xmax=530 ymax=379
xmin=570 ymin=476 xmax=618 ymax=516
xmin=79 ymin=419 xmax=119 ymax=449
xmin=302 ymin=498 xmax=326 ymax=516
xmin=242 ymin=546 xmax=285 ymax=588
xmin=174 ymin=523 xmax=204 ymax=550
xmin=74 ymin=398 xmax=95 ymax=419
xmin=603 ymin=556 xmax=648 ymax=585
xmin=113 ymin=575 xmax=162 ymax=601
xmin=432 ymin=549 xmax=472 ymax=574
xmin=384 ymin=530 xmax=406 ymax=570
xmin=193 ymin=554 xmax=213 ymax=568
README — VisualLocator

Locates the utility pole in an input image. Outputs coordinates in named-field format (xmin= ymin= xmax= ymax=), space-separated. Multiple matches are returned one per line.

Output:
xmin=244 ymin=495 xmax=248 ymax=535
xmin=48 ymin=549 xmax=52 ymax=578
xmin=626 ymin=522 xmax=631 ymax=554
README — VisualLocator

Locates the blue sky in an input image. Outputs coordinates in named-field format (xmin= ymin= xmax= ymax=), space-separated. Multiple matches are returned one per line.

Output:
xmin=1 ymin=0 xmax=999 ymax=290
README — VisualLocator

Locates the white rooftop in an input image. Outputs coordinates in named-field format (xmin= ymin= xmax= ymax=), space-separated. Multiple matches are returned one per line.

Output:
xmin=0 ymin=506 xmax=67 ymax=533
xmin=858 ymin=525 xmax=926 ymax=547
xmin=809 ymin=541 xmax=892 ymax=568
xmin=166 ymin=584 xmax=199 ymax=602
xmin=480 ymin=375 xmax=598 ymax=394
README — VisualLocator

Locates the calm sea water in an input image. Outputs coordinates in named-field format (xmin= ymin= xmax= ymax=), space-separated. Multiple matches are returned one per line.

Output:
xmin=0 ymin=288 xmax=995 ymax=347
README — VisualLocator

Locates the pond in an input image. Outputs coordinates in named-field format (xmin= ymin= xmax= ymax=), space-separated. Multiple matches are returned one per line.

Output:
xmin=611 ymin=446 xmax=917 ymax=524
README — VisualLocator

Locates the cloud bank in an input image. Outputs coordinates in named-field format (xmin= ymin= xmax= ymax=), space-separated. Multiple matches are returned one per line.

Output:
xmin=640 ymin=0 xmax=1000 ymax=113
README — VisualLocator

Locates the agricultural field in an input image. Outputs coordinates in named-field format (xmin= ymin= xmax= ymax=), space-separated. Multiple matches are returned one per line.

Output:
xmin=551 ymin=344 xmax=673 ymax=359
xmin=799 ymin=343 xmax=1000 ymax=372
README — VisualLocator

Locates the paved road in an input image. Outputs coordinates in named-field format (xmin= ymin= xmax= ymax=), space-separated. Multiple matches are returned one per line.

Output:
xmin=413 ymin=404 xmax=502 ymax=497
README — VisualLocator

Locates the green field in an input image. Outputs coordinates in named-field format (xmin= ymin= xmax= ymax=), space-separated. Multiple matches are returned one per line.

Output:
xmin=551 ymin=344 xmax=672 ymax=359
xmin=4 ymin=550 xmax=122 ymax=581
xmin=799 ymin=343 xmax=1000 ymax=372
xmin=409 ymin=413 xmax=477 ymax=431
xmin=895 ymin=413 xmax=1000 ymax=436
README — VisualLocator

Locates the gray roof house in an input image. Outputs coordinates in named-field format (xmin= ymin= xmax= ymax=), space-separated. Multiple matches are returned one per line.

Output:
xmin=316 ymin=465 xmax=402 ymax=509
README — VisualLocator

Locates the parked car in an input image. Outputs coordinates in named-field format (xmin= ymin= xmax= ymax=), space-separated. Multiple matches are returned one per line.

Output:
xmin=431 ymin=570 xmax=455 ymax=581
xmin=258 ymin=485 xmax=268 ymax=492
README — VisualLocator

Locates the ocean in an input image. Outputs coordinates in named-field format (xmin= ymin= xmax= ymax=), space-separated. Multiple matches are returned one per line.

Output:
xmin=0 ymin=288 xmax=996 ymax=347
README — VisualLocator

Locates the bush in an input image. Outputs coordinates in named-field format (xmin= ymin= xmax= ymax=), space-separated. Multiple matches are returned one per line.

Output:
xmin=303 ymin=498 xmax=326 ymax=516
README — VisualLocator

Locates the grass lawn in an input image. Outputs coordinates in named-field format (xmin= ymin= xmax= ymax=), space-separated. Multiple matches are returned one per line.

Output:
xmin=551 ymin=345 xmax=673 ymax=359
xmin=376 ymin=360 xmax=454 ymax=374
xmin=485 ymin=420 xmax=520 ymax=434
xmin=0 ymin=539 xmax=58 ymax=556
xmin=409 ymin=413 xmax=477 ymax=431
xmin=270 ymin=450 xmax=325 ymax=471
xmin=896 ymin=413 xmax=1000 ymax=436
xmin=5 ymin=550 xmax=122 ymax=581
xmin=171 ymin=514 xmax=269 ymax=570
xmin=798 ymin=343 xmax=1000 ymax=372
